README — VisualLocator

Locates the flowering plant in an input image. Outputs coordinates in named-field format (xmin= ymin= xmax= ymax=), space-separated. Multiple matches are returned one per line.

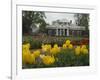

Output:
xmin=22 ymin=39 xmax=89 ymax=68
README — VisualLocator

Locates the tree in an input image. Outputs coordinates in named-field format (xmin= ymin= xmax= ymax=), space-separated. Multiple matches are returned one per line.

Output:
xmin=39 ymin=20 xmax=47 ymax=33
xmin=22 ymin=11 xmax=46 ymax=35
xmin=74 ymin=13 xmax=89 ymax=30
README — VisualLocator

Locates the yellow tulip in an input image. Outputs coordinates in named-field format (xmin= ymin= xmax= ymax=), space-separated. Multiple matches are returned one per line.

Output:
xmin=50 ymin=47 xmax=60 ymax=55
xmin=50 ymin=48 xmax=57 ymax=55
xmin=22 ymin=52 xmax=35 ymax=64
xmin=22 ymin=43 xmax=36 ymax=64
xmin=28 ymin=54 xmax=35 ymax=64
xmin=33 ymin=50 xmax=40 ymax=58
xmin=22 ymin=43 xmax=31 ymax=58
xmin=80 ymin=45 xmax=89 ymax=54
xmin=75 ymin=46 xmax=81 ymax=55
xmin=62 ymin=44 xmax=67 ymax=49
xmin=50 ymin=44 xmax=60 ymax=55
xmin=42 ymin=44 xmax=51 ymax=52
xmin=42 ymin=44 xmax=46 ymax=52
xmin=68 ymin=44 xmax=73 ymax=49
xmin=23 ymin=48 xmax=30 ymax=54
xmin=46 ymin=44 xmax=52 ymax=51
xmin=22 ymin=52 xmax=27 ymax=64
xmin=54 ymin=44 xmax=59 ymax=48
xmin=65 ymin=40 xmax=71 ymax=46
xmin=82 ymin=48 xmax=88 ymax=54
xmin=22 ymin=43 xmax=30 ymax=50
xmin=40 ymin=55 xmax=55 ymax=65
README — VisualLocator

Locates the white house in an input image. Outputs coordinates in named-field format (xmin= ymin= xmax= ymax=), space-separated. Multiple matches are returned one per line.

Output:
xmin=46 ymin=19 xmax=86 ymax=36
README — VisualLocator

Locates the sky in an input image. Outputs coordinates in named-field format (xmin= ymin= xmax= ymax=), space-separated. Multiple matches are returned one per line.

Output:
xmin=45 ymin=12 xmax=76 ymax=24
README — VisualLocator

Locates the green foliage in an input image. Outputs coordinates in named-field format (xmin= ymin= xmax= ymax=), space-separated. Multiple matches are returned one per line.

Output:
xmin=23 ymin=36 xmax=89 ymax=49
xmin=56 ymin=49 xmax=76 ymax=66
xmin=23 ymin=36 xmax=42 ymax=49
xmin=23 ymin=48 xmax=89 ymax=69
xmin=74 ymin=13 xmax=89 ymax=30
xmin=30 ymin=40 xmax=42 ymax=49
xmin=22 ymin=11 xmax=46 ymax=34
xmin=55 ymin=49 xmax=89 ymax=67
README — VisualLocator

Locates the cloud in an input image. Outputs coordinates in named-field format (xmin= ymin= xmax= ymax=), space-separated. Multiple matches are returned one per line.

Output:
xmin=45 ymin=12 xmax=75 ymax=24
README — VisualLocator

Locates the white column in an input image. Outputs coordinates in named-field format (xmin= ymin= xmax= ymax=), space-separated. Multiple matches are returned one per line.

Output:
xmin=56 ymin=29 xmax=58 ymax=36
xmin=67 ymin=28 xmax=69 ymax=36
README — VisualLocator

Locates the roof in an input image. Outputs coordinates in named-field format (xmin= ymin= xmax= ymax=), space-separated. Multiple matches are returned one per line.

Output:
xmin=58 ymin=19 xmax=69 ymax=22
xmin=46 ymin=25 xmax=85 ymax=30
xmin=69 ymin=26 xmax=85 ymax=30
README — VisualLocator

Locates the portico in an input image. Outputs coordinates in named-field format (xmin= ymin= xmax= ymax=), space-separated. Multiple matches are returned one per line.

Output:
xmin=47 ymin=26 xmax=85 ymax=36
xmin=55 ymin=28 xmax=69 ymax=36
xmin=46 ymin=19 xmax=86 ymax=36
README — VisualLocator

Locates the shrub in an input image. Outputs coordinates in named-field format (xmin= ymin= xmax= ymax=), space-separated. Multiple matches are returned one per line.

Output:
xmin=23 ymin=36 xmax=42 ymax=49
xmin=30 ymin=40 xmax=42 ymax=49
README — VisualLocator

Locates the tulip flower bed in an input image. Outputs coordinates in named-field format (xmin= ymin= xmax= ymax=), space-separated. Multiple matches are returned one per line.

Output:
xmin=22 ymin=39 xmax=89 ymax=69
xmin=23 ymin=35 xmax=89 ymax=49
